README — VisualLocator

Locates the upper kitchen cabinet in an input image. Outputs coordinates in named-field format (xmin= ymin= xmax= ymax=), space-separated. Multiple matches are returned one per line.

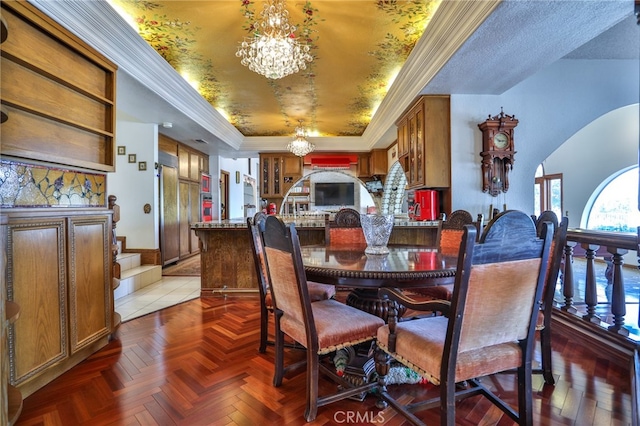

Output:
xmin=357 ymin=149 xmax=388 ymax=178
xmin=397 ymin=96 xmax=451 ymax=189
xmin=0 ymin=2 xmax=117 ymax=172
xmin=260 ymin=153 xmax=303 ymax=198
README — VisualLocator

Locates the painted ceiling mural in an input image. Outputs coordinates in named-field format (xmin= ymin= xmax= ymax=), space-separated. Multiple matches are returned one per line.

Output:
xmin=110 ymin=0 xmax=441 ymax=137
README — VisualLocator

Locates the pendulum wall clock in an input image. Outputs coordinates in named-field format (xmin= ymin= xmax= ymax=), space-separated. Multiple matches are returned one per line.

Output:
xmin=478 ymin=108 xmax=519 ymax=197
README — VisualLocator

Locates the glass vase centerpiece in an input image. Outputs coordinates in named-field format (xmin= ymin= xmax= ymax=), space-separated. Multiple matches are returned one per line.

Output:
xmin=360 ymin=213 xmax=394 ymax=255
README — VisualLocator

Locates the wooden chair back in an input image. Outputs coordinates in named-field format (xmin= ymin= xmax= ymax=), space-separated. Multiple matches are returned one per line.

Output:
xmin=262 ymin=215 xmax=317 ymax=350
xmin=325 ymin=208 xmax=366 ymax=246
xmin=451 ymin=211 xmax=550 ymax=357
xmin=436 ymin=209 xmax=475 ymax=256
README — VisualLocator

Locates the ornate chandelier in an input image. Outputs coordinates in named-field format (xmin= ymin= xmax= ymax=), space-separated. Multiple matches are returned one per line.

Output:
xmin=287 ymin=120 xmax=315 ymax=157
xmin=236 ymin=0 xmax=313 ymax=80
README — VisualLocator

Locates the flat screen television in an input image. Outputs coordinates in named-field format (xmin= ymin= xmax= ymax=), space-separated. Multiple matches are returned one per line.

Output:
xmin=314 ymin=182 xmax=355 ymax=206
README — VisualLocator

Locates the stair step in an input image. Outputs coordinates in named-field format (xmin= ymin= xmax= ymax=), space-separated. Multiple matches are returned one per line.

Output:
xmin=114 ymin=265 xmax=162 ymax=300
xmin=117 ymin=252 xmax=141 ymax=272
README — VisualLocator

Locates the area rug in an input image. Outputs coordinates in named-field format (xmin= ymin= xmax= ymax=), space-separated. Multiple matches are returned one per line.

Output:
xmin=162 ymin=256 xmax=201 ymax=276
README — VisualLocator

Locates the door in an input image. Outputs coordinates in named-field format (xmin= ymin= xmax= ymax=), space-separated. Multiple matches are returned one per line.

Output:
xmin=159 ymin=156 xmax=180 ymax=265
xmin=220 ymin=170 xmax=229 ymax=220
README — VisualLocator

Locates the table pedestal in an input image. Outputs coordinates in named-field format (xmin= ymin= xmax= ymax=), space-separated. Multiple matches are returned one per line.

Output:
xmin=345 ymin=288 xmax=406 ymax=322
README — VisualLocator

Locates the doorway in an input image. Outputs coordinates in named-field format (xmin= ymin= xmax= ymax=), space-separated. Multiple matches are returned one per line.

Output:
xmin=220 ymin=170 xmax=229 ymax=220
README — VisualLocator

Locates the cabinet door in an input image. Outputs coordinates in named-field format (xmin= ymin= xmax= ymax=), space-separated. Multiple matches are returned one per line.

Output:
xmin=357 ymin=153 xmax=371 ymax=178
xmin=414 ymin=102 xmax=425 ymax=187
xmin=7 ymin=217 xmax=67 ymax=387
xmin=283 ymin=155 xmax=302 ymax=176
xmin=260 ymin=156 xmax=270 ymax=197
xmin=189 ymin=152 xmax=200 ymax=181
xmin=189 ymin=182 xmax=200 ymax=254
xmin=160 ymin=164 xmax=180 ymax=265
xmin=178 ymin=146 xmax=189 ymax=179
xmin=423 ymin=96 xmax=451 ymax=187
xmin=408 ymin=111 xmax=418 ymax=187
xmin=397 ymin=118 xmax=408 ymax=157
xmin=68 ymin=215 xmax=111 ymax=354
xmin=179 ymin=181 xmax=191 ymax=258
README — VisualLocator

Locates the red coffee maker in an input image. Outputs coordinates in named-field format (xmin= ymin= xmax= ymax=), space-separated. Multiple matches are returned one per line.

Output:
xmin=413 ymin=189 xmax=439 ymax=221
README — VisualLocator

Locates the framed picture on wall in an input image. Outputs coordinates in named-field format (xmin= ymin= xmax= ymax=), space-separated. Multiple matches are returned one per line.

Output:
xmin=117 ymin=146 xmax=126 ymax=155
xmin=128 ymin=154 xmax=136 ymax=163
xmin=138 ymin=161 xmax=147 ymax=171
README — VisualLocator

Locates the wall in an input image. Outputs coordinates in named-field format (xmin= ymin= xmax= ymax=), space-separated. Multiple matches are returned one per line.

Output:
xmin=218 ymin=157 xmax=258 ymax=219
xmin=107 ymin=121 xmax=159 ymax=248
xmin=544 ymin=104 xmax=638 ymax=228
xmin=449 ymin=58 xmax=639 ymax=225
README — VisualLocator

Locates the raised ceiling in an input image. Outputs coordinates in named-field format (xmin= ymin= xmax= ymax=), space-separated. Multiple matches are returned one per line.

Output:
xmin=110 ymin=0 xmax=442 ymax=138
xmin=30 ymin=0 xmax=637 ymax=157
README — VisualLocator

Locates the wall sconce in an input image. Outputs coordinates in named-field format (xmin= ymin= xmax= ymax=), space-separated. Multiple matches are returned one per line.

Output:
xmin=236 ymin=171 xmax=240 ymax=184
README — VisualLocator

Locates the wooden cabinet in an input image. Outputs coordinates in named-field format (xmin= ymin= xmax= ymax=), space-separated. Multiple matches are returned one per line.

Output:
xmin=0 ymin=2 xmax=117 ymax=172
xmin=397 ymin=96 xmax=451 ymax=189
xmin=1 ymin=215 xmax=23 ymax=425
xmin=260 ymin=153 xmax=303 ymax=198
xmin=358 ymin=149 xmax=388 ymax=178
xmin=4 ymin=210 xmax=112 ymax=399
xmin=160 ymin=135 xmax=207 ymax=263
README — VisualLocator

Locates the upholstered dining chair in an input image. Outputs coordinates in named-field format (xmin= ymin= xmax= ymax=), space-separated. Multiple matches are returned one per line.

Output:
xmin=533 ymin=211 xmax=568 ymax=385
xmin=247 ymin=213 xmax=335 ymax=354
xmin=324 ymin=207 xmax=366 ymax=246
xmin=260 ymin=215 xmax=385 ymax=422
xmin=411 ymin=209 xmax=477 ymax=301
xmin=374 ymin=210 xmax=553 ymax=426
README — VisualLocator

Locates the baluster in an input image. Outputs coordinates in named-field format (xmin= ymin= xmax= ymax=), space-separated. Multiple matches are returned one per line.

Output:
xmin=561 ymin=242 xmax=577 ymax=313
xmin=607 ymin=247 xmax=629 ymax=336
xmin=582 ymin=244 xmax=601 ymax=323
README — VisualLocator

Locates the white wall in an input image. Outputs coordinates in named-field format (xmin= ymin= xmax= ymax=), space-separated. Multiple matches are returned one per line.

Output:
xmin=544 ymin=105 xmax=638 ymax=228
xmin=107 ymin=121 xmax=159 ymax=249
xmin=219 ymin=157 xmax=258 ymax=219
xmin=449 ymin=58 xmax=639 ymax=226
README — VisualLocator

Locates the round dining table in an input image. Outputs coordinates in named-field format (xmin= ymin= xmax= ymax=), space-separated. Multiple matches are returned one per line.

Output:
xmin=300 ymin=244 xmax=458 ymax=320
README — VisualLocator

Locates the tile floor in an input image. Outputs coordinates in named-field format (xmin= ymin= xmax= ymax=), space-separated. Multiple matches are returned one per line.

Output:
xmin=114 ymin=275 xmax=201 ymax=322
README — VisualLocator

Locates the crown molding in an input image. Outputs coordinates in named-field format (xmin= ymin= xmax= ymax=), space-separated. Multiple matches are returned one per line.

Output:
xmin=362 ymin=0 xmax=501 ymax=149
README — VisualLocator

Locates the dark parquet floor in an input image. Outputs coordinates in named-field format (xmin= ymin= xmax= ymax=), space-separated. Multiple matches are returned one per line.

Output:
xmin=15 ymin=295 xmax=634 ymax=426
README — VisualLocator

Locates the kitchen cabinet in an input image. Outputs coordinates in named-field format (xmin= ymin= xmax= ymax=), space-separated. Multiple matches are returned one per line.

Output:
xmin=1 ymin=215 xmax=23 ymax=426
xmin=358 ymin=149 xmax=388 ymax=178
xmin=5 ymin=210 xmax=112 ymax=399
xmin=397 ymin=95 xmax=450 ymax=189
xmin=260 ymin=153 xmax=303 ymax=198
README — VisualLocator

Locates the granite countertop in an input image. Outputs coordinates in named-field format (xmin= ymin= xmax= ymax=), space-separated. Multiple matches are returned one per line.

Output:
xmin=191 ymin=216 xmax=439 ymax=229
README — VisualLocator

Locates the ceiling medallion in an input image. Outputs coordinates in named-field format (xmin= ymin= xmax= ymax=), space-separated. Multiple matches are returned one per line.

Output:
xmin=236 ymin=0 xmax=313 ymax=79
xmin=287 ymin=120 xmax=315 ymax=157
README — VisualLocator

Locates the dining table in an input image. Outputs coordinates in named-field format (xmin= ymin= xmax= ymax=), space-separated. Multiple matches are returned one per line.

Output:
xmin=300 ymin=244 xmax=458 ymax=321
xmin=300 ymin=244 xmax=458 ymax=389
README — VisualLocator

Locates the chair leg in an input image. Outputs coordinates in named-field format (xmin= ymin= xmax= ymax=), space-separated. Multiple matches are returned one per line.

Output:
xmin=517 ymin=364 xmax=534 ymax=426
xmin=441 ymin=377 xmax=456 ymax=426
xmin=540 ymin=327 xmax=554 ymax=385
xmin=304 ymin=351 xmax=319 ymax=422
xmin=273 ymin=311 xmax=285 ymax=387
xmin=259 ymin=305 xmax=269 ymax=354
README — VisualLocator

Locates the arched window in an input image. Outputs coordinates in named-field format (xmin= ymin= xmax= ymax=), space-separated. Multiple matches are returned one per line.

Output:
xmin=586 ymin=166 xmax=640 ymax=233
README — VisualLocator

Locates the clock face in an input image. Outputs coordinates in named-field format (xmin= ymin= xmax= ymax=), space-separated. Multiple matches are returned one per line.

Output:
xmin=493 ymin=132 xmax=509 ymax=149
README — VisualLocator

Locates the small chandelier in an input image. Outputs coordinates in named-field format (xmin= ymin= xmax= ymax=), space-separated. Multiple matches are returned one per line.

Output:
xmin=236 ymin=0 xmax=313 ymax=80
xmin=287 ymin=120 xmax=315 ymax=157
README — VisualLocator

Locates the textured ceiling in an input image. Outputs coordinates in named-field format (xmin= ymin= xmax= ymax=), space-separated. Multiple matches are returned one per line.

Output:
xmin=110 ymin=0 xmax=442 ymax=138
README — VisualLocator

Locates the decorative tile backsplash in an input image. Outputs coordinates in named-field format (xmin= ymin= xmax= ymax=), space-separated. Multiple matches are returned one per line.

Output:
xmin=0 ymin=159 xmax=106 ymax=208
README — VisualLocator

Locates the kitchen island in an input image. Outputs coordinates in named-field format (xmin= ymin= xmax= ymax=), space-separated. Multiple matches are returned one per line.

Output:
xmin=191 ymin=216 xmax=439 ymax=296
